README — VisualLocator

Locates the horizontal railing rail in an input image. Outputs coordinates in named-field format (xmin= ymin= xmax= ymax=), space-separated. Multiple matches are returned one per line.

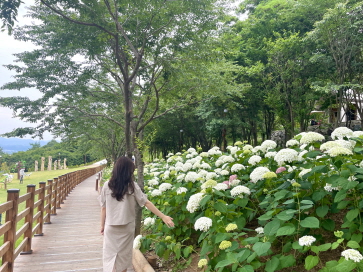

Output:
xmin=0 ymin=165 xmax=105 ymax=272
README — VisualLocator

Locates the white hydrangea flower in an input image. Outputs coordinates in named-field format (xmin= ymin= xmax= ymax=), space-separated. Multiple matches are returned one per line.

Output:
xmin=198 ymin=170 xmax=208 ymax=177
xmin=298 ymin=236 xmax=316 ymax=246
xmin=144 ymin=217 xmax=156 ymax=226
xmin=261 ymin=140 xmax=277 ymax=152
xmin=186 ymin=193 xmax=205 ymax=213
xmin=215 ymin=159 xmax=224 ymax=167
xmin=148 ymin=178 xmax=159 ymax=186
xmin=206 ymin=172 xmax=218 ymax=180
xmin=229 ymin=146 xmax=239 ymax=155
xmin=214 ymin=168 xmax=222 ymax=174
xmin=201 ymin=179 xmax=218 ymax=189
xmin=185 ymin=172 xmax=199 ymax=183
xmin=176 ymin=187 xmax=188 ymax=194
xmin=248 ymin=155 xmax=262 ymax=165
xmin=151 ymin=189 xmax=162 ymax=197
xmin=353 ymin=131 xmax=363 ymax=137
xmin=250 ymin=167 xmax=270 ymax=183
xmin=182 ymin=163 xmax=193 ymax=172
xmin=325 ymin=147 xmax=353 ymax=157
xmin=331 ymin=127 xmax=353 ymax=140
xmin=286 ymin=139 xmax=299 ymax=147
xmin=186 ymin=154 xmax=193 ymax=159
xmin=274 ymin=149 xmax=299 ymax=166
xmin=200 ymin=162 xmax=211 ymax=170
xmin=299 ymin=168 xmax=311 ymax=178
xmin=300 ymin=144 xmax=308 ymax=150
xmin=213 ymin=183 xmax=229 ymax=191
xmin=252 ymin=146 xmax=263 ymax=153
xmin=243 ymin=144 xmax=253 ymax=150
xmin=341 ymin=249 xmax=363 ymax=262
xmin=255 ymin=227 xmax=264 ymax=234
xmin=133 ymin=234 xmax=142 ymax=249
xmin=231 ymin=164 xmax=245 ymax=172
xmin=175 ymin=161 xmax=184 ymax=168
xmin=162 ymin=170 xmax=170 ymax=179
xmin=194 ymin=217 xmax=212 ymax=232
xmin=221 ymin=163 xmax=229 ymax=170
xmin=200 ymin=152 xmax=209 ymax=157
xmin=298 ymin=150 xmax=308 ymax=161
xmin=265 ymin=151 xmax=277 ymax=158
xmin=230 ymin=179 xmax=241 ymax=187
xmin=152 ymin=172 xmax=161 ymax=177
xmin=230 ymin=185 xmax=251 ymax=197
xmin=334 ymin=140 xmax=354 ymax=150
xmin=192 ymin=161 xmax=202 ymax=169
xmin=220 ymin=170 xmax=229 ymax=176
xmin=208 ymin=148 xmax=222 ymax=156
xmin=287 ymin=166 xmax=297 ymax=173
xmin=159 ymin=183 xmax=172 ymax=192
xmin=324 ymin=183 xmax=339 ymax=192
xmin=320 ymin=141 xmax=342 ymax=151
xmin=223 ymin=156 xmax=235 ymax=163
xmin=300 ymin=132 xmax=325 ymax=144
xmin=187 ymin=147 xmax=196 ymax=153
xmin=176 ymin=174 xmax=185 ymax=182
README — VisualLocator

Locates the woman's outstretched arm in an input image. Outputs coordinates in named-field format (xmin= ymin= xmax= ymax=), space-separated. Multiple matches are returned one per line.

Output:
xmin=144 ymin=200 xmax=174 ymax=228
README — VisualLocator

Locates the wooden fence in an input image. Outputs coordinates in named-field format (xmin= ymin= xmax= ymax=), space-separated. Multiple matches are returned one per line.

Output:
xmin=0 ymin=165 xmax=105 ymax=272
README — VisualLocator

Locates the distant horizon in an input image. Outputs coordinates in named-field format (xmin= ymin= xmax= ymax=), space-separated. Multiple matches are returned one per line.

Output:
xmin=0 ymin=137 xmax=51 ymax=154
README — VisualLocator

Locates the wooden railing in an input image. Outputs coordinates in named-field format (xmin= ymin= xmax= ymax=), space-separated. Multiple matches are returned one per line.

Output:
xmin=0 ymin=165 xmax=105 ymax=272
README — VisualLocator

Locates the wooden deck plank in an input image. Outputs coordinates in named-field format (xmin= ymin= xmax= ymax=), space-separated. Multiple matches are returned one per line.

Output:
xmin=13 ymin=174 xmax=105 ymax=272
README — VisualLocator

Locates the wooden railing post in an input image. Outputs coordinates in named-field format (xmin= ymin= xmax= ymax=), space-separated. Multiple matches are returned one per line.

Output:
xmin=22 ymin=184 xmax=35 ymax=254
xmin=54 ymin=178 xmax=60 ymax=209
xmin=3 ymin=189 xmax=20 ymax=272
xmin=47 ymin=179 xmax=56 ymax=217
xmin=59 ymin=175 xmax=65 ymax=204
xmin=36 ymin=182 xmax=46 ymax=236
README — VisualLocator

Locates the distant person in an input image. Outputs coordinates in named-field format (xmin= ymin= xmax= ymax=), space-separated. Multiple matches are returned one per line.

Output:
xmin=99 ymin=156 xmax=174 ymax=272
xmin=311 ymin=119 xmax=317 ymax=125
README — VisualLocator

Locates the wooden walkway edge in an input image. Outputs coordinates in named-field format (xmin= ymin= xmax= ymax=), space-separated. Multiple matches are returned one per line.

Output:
xmin=13 ymin=174 xmax=103 ymax=272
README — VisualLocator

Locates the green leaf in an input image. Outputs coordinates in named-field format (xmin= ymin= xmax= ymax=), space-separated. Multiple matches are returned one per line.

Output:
xmin=252 ymin=242 xmax=271 ymax=256
xmin=276 ymin=224 xmax=296 ymax=236
xmin=214 ymin=201 xmax=228 ymax=213
xmin=312 ymin=191 xmax=326 ymax=201
xmin=183 ymin=246 xmax=192 ymax=258
xmin=265 ymin=256 xmax=280 ymax=272
xmin=258 ymin=211 xmax=274 ymax=221
xmin=304 ymin=255 xmax=319 ymax=270
xmin=301 ymin=200 xmax=314 ymax=205
xmin=276 ymin=210 xmax=295 ymax=221
xmin=333 ymin=259 xmax=356 ymax=272
xmin=322 ymin=219 xmax=335 ymax=231
xmin=339 ymin=178 xmax=359 ymax=190
xmin=318 ymin=243 xmax=331 ymax=252
xmin=264 ymin=220 xmax=281 ymax=236
xmin=300 ymin=217 xmax=320 ymax=228
xmin=215 ymin=259 xmax=234 ymax=269
xmin=279 ymin=255 xmax=295 ymax=269
xmin=215 ymin=233 xmax=229 ymax=244
xmin=238 ymin=265 xmax=254 ymax=272
xmin=200 ymin=195 xmax=212 ymax=207
xmin=310 ymin=165 xmax=327 ymax=173
xmin=316 ymin=205 xmax=329 ymax=218
xmin=237 ymin=249 xmax=251 ymax=262
xmin=283 ymin=199 xmax=294 ymax=205
xmin=346 ymin=209 xmax=360 ymax=222
xmin=236 ymin=216 xmax=246 ymax=229
xmin=334 ymin=190 xmax=347 ymax=202
xmin=347 ymin=240 xmax=360 ymax=249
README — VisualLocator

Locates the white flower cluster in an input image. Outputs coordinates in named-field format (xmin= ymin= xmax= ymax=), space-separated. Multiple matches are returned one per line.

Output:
xmin=261 ymin=140 xmax=277 ymax=151
xmin=299 ymin=168 xmax=311 ymax=178
xmin=185 ymin=172 xmax=199 ymax=183
xmin=176 ymin=174 xmax=185 ymax=182
xmin=298 ymin=235 xmax=316 ymax=246
xmin=274 ymin=148 xmax=299 ymax=166
xmin=182 ymin=163 xmax=193 ymax=172
xmin=148 ymin=178 xmax=159 ymax=186
xmin=194 ymin=217 xmax=212 ymax=232
xmin=299 ymin=132 xmax=325 ymax=144
xmin=133 ymin=235 xmax=142 ymax=249
xmin=176 ymin=187 xmax=188 ymax=194
xmin=213 ymin=183 xmax=229 ymax=191
xmin=151 ymin=189 xmax=162 ymax=197
xmin=320 ymin=141 xmax=342 ymax=151
xmin=341 ymin=249 xmax=363 ymax=262
xmin=250 ymin=167 xmax=270 ymax=183
xmin=286 ymin=139 xmax=299 ymax=147
xmin=325 ymin=147 xmax=353 ymax=157
xmin=201 ymin=179 xmax=218 ymax=189
xmin=265 ymin=151 xmax=277 ymax=158
xmin=243 ymin=145 xmax=253 ymax=150
xmin=186 ymin=193 xmax=205 ymax=213
xmin=206 ymin=172 xmax=217 ymax=180
xmin=331 ymin=127 xmax=353 ymax=140
xmin=324 ymin=183 xmax=339 ymax=192
xmin=230 ymin=185 xmax=251 ymax=197
xmin=231 ymin=164 xmax=245 ymax=172
xmin=353 ymin=131 xmax=363 ymax=137
xmin=159 ymin=183 xmax=172 ymax=192
xmin=255 ymin=227 xmax=264 ymax=234
xmin=220 ymin=170 xmax=229 ymax=176
xmin=144 ymin=217 xmax=156 ymax=226
xmin=248 ymin=155 xmax=262 ymax=165
xmin=334 ymin=140 xmax=354 ymax=150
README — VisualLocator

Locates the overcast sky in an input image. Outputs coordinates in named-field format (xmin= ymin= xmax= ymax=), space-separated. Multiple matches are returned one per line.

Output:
xmin=0 ymin=0 xmax=55 ymax=140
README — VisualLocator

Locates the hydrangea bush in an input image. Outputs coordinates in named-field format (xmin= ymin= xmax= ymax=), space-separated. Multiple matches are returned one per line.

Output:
xmin=139 ymin=128 xmax=363 ymax=271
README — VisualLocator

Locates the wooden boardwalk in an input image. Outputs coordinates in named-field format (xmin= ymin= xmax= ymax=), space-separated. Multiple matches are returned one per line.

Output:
xmin=13 ymin=174 xmax=103 ymax=272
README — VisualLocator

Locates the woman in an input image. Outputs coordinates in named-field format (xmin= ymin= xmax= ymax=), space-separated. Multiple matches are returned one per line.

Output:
xmin=100 ymin=156 xmax=174 ymax=272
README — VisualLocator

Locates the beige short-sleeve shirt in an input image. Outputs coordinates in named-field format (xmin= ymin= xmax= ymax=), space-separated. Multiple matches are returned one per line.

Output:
xmin=100 ymin=181 xmax=148 ymax=225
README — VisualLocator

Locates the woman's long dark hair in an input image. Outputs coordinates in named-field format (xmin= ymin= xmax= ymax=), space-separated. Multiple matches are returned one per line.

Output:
xmin=108 ymin=157 xmax=135 ymax=201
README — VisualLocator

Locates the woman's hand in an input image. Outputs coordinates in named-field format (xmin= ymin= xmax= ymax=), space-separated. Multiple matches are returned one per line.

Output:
xmin=101 ymin=227 xmax=104 ymax=235
xmin=161 ymin=215 xmax=174 ymax=228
